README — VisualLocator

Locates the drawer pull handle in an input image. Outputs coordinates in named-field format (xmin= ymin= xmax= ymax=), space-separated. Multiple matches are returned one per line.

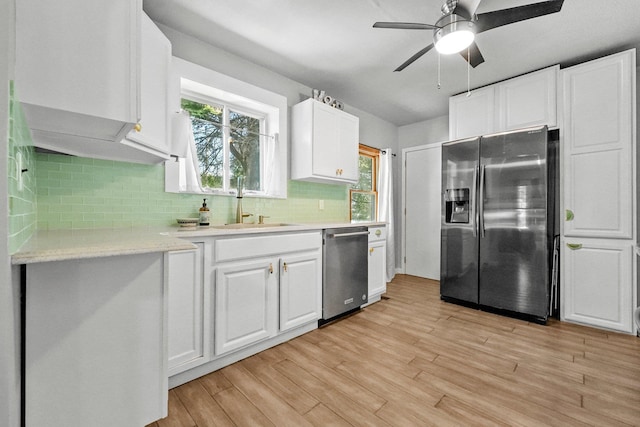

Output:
xmin=134 ymin=123 xmax=142 ymax=132
xmin=565 ymin=209 xmax=574 ymax=221
xmin=283 ymin=262 xmax=288 ymax=273
xmin=370 ymin=248 xmax=374 ymax=254
xmin=566 ymin=243 xmax=582 ymax=250
xmin=269 ymin=263 xmax=274 ymax=274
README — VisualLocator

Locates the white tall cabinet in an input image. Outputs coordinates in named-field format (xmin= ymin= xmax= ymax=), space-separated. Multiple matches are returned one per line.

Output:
xmin=560 ymin=49 xmax=637 ymax=334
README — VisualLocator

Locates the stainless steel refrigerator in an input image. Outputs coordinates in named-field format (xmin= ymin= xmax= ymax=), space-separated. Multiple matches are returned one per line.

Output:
xmin=440 ymin=126 xmax=556 ymax=323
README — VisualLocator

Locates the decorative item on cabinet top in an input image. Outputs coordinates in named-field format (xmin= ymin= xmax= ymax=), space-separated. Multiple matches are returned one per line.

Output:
xmin=312 ymin=89 xmax=344 ymax=110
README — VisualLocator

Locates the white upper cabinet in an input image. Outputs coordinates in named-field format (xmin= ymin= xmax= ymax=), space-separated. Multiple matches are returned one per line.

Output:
xmin=15 ymin=1 xmax=171 ymax=164
xmin=449 ymin=86 xmax=496 ymax=140
xmin=561 ymin=50 xmax=635 ymax=239
xmin=122 ymin=12 xmax=172 ymax=160
xmin=291 ymin=98 xmax=359 ymax=184
xmin=449 ymin=65 xmax=558 ymax=140
xmin=497 ymin=66 xmax=558 ymax=131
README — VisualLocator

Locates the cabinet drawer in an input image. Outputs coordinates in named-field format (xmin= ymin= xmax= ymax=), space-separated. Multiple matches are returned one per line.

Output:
xmin=213 ymin=232 xmax=321 ymax=263
xmin=368 ymin=226 xmax=386 ymax=242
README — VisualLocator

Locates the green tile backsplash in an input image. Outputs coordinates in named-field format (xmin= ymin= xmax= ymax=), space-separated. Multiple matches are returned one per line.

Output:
xmin=36 ymin=153 xmax=349 ymax=230
xmin=8 ymin=82 xmax=37 ymax=253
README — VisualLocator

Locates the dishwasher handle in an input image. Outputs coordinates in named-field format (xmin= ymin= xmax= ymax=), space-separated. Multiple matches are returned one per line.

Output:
xmin=326 ymin=231 xmax=370 ymax=238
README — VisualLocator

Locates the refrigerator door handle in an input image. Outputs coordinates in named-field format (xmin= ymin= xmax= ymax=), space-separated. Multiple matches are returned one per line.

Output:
xmin=472 ymin=166 xmax=478 ymax=237
xmin=479 ymin=164 xmax=486 ymax=238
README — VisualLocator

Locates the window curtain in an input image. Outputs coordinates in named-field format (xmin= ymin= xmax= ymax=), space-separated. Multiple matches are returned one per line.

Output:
xmin=378 ymin=149 xmax=396 ymax=282
xmin=263 ymin=133 xmax=280 ymax=196
xmin=172 ymin=110 xmax=204 ymax=193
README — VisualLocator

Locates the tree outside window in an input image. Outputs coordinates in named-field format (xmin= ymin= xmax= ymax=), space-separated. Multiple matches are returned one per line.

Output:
xmin=181 ymin=98 xmax=264 ymax=192
xmin=350 ymin=145 xmax=379 ymax=222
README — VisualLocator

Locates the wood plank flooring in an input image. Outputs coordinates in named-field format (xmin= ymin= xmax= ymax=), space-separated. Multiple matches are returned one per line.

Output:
xmin=148 ymin=274 xmax=640 ymax=426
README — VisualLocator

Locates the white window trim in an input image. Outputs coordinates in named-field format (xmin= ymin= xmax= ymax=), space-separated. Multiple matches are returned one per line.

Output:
xmin=166 ymin=57 xmax=288 ymax=199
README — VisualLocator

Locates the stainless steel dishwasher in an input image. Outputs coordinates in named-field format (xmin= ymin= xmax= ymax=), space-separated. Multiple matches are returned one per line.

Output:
xmin=320 ymin=226 xmax=369 ymax=324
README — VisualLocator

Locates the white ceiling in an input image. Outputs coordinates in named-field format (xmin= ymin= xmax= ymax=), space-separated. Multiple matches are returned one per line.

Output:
xmin=143 ymin=0 xmax=640 ymax=126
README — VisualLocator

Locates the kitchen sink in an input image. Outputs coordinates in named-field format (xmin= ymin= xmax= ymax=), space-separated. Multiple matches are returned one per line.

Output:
xmin=210 ymin=223 xmax=294 ymax=229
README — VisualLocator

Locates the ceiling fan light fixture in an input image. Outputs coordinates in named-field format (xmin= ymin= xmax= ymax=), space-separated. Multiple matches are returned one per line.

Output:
xmin=434 ymin=15 xmax=475 ymax=55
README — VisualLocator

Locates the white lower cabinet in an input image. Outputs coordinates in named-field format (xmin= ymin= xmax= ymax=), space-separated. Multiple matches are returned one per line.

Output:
xmin=168 ymin=231 xmax=322 ymax=380
xmin=214 ymin=258 xmax=279 ymax=355
xmin=167 ymin=244 xmax=209 ymax=375
xmin=279 ymin=252 xmax=322 ymax=331
xmin=366 ymin=226 xmax=387 ymax=304
xmin=561 ymin=239 xmax=633 ymax=333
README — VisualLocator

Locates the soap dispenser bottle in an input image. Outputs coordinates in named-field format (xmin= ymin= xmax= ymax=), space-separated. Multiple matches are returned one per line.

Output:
xmin=199 ymin=199 xmax=210 ymax=226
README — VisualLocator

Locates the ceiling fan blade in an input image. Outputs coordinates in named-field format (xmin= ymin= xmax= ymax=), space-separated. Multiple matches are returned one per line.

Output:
xmin=373 ymin=22 xmax=439 ymax=30
xmin=394 ymin=44 xmax=434 ymax=72
xmin=459 ymin=41 xmax=485 ymax=68
xmin=474 ymin=0 xmax=564 ymax=34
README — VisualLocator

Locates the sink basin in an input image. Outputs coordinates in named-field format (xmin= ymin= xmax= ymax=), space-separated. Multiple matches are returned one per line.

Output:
xmin=210 ymin=223 xmax=293 ymax=229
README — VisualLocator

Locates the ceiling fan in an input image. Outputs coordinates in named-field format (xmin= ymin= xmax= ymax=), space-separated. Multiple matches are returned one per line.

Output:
xmin=374 ymin=0 xmax=565 ymax=71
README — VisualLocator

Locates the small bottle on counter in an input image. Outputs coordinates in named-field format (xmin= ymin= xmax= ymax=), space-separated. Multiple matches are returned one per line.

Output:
xmin=199 ymin=198 xmax=210 ymax=226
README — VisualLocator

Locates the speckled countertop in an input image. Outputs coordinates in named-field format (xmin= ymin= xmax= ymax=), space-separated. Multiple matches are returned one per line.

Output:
xmin=11 ymin=222 xmax=386 ymax=265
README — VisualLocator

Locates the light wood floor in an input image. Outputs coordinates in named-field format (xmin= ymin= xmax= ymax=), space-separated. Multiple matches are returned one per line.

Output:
xmin=148 ymin=274 xmax=640 ymax=427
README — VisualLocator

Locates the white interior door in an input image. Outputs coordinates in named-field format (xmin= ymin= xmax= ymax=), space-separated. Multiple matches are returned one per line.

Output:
xmin=404 ymin=144 xmax=442 ymax=279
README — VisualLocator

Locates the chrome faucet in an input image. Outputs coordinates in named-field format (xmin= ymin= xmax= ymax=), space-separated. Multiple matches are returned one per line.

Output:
xmin=235 ymin=176 xmax=245 ymax=223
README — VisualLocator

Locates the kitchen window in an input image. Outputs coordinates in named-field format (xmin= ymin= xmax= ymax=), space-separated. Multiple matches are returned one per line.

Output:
xmin=166 ymin=57 xmax=288 ymax=198
xmin=181 ymin=96 xmax=265 ymax=192
xmin=350 ymin=144 xmax=379 ymax=222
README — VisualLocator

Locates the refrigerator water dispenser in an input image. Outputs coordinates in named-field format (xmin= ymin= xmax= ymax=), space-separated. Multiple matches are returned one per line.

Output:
xmin=445 ymin=188 xmax=470 ymax=223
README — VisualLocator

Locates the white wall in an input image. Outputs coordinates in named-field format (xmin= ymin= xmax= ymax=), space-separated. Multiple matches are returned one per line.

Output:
xmin=398 ymin=115 xmax=449 ymax=151
xmin=0 ymin=1 xmax=20 ymax=426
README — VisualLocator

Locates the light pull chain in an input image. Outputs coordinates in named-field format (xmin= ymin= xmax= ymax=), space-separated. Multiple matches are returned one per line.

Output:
xmin=466 ymin=46 xmax=471 ymax=97
xmin=437 ymin=52 xmax=441 ymax=89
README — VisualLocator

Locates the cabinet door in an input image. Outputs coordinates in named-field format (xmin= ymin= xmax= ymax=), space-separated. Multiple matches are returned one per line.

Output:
xmin=302 ymin=100 xmax=360 ymax=182
xmin=16 ymin=0 xmax=140 ymax=137
xmin=167 ymin=244 xmax=209 ymax=375
xmin=497 ymin=66 xmax=558 ymax=131
xmin=124 ymin=13 xmax=171 ymax=156
xmin=368 ymin=240 xmax=387 ymax=299
xmin=279 ymin=252 xmax=322 ymax=331
xmin=561 ymin=239 xmax=633 ymax=333
xmin=449 ymin=86 xmax=495 ymax=139
xmin=337 ymin=112 xmax=360 ymax=182
xmin=215 ymin=258 xmax=278 ymax=355
xmin=562 ymin=50 xmax=634 ymax=239
xmin=312 ymin=102 xmax=341 ymax=178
